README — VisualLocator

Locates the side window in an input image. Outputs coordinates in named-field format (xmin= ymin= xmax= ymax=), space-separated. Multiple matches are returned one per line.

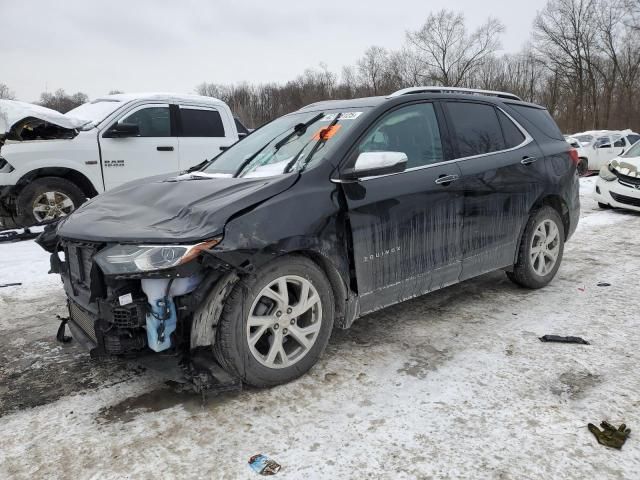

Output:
xmin=613 ymin=136 xmax=625 ymax=148
xmin=595 ymin=136 xmax=611 ymax=148
xmin=180 ymin=107 xmax=225 ymax=137
xmin=447 ymin=102 xmax=504 ymax=158
xmin=121 ymin=106 xmax=170 ymax=137
xmin=497 ymin=110 xmax=525 ymax=148
xmin=357 ymin=103 xmax=443 ymax=169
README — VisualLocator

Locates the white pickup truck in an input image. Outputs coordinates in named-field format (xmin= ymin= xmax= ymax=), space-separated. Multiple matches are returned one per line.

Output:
xmin=0 ymin=93 xmax=248 ymax=228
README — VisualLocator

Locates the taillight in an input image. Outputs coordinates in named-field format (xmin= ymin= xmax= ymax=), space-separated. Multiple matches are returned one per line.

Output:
xmin=569 ymin=148 xmax=580 ymax=165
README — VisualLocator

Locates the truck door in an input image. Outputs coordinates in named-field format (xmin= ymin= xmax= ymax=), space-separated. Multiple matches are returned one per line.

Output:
xmin=177 ymin=105 xmax=237 ymax=170
xmin=99 ymin=103 xmax=179 ymax=190
xmin=341 ymin=102 xmax=464 ymax=315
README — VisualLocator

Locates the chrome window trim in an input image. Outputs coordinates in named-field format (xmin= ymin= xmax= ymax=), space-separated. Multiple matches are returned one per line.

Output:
xmin=332 ymin=105 xmax=534 ymax=183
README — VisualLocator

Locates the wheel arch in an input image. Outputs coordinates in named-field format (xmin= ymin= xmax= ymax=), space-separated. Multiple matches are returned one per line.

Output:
xmin=17 ymin=168 xmax=99 ymax=198
xmin=289 ymin=249 xmax=351 ymax=328
xmin=513 ymin=194 xmax=570 ymax=265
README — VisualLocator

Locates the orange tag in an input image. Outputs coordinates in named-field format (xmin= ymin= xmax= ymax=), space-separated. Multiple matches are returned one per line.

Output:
xmin=312 ymin=124 xmax=342 ymax=140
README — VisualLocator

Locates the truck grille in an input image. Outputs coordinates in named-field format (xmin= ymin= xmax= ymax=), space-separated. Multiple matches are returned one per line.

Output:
xmin=69 ymin=301 xmax=97 ymax=342
xmin=610 ymin=191 xmax=640 ymax=208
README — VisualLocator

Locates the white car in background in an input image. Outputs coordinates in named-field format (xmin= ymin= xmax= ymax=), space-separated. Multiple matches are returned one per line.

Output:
xmin=571 ymin=129 xmax=640 ymax=174
xmin=594 ymin=139 xmax=640 ymax=211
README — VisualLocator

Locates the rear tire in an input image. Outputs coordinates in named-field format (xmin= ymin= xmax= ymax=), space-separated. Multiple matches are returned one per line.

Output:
xmin=507 ymin=206 xmax=565 ymax=289
xmin=212 ymin=255 xmax=335 ymax=388
xmin=15 ymin=177 xmax=86 ymax=227
xmin=577 ymin=158 xmax=588 ymax=176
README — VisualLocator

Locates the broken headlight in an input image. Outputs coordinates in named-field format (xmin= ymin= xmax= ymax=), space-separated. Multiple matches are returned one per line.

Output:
xmin=95 ymin=238 xmax=221 ymax=274
xmin=599 ymin=165 xmax=617 ymax=182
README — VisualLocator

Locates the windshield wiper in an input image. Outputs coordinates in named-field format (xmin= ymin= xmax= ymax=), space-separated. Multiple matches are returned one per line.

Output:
xmin=274 ymin=112 xmax=325 ymax=150
xmin=288 ymin=113 xmax=342 ymax=173
xmin=233 ymin=112 xmax=325 ymax=178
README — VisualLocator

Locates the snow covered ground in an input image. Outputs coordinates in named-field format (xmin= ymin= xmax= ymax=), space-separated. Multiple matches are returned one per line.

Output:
xmin=1 ymin=176 xmax=639 ymax=479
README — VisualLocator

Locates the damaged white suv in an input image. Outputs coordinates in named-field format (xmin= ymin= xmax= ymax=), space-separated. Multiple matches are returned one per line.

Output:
xmin=0 ymin=93 xmax=245 ymax=229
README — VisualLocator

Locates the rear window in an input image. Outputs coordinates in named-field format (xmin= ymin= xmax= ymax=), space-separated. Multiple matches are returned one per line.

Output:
xmin=508 ymin=104 xmax=564 ymax=140
xmin=180 ymin=107 xmax=225 ymax=137
xmin=446 ymin=102 xmax=504 ymax=158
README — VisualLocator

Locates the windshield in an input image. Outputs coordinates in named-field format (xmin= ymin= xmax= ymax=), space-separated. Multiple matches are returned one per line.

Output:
xmin=574 ymin=134 xmax=593 ymax=143
xmin=203 ymin=108 xmax=369 ymax=177
xmin=66 ymin=100 xmax=123 ymax=128
xmin=623 ymin=139 xmax=640 ymax=158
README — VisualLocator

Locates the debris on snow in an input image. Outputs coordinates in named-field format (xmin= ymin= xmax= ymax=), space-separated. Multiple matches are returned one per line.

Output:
xmin=597 ymin=282 xmax=611 ymax=287
xmin=539 ymin=335 xmax=590 ymax=345
xmin=0 ymin=282 xmax=21 ymax=288
xmin=588 ymin=421 xmax=631 ymax=449
xmin=248 ymin=454 xmax=281 ymax=475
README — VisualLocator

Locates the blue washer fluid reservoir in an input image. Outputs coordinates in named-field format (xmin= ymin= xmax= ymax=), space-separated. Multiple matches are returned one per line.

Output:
xmin=145 ymin=296 xmax=177 ymax=352
xmin=141 ymin=276 xmax=202 ymax=352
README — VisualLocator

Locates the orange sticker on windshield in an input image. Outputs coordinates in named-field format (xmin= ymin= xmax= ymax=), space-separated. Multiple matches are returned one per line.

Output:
xmin=312 ymin=124 xmax=342 ymax=140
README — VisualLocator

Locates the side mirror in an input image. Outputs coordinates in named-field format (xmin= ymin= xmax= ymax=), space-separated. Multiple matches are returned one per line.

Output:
xmin=104 ymin=122 xmax=140 ymax=138
xmin=341 ymin=151 xmax=408 ymax=181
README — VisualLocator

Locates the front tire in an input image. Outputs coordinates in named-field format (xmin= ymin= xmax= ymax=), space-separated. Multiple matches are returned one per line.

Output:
xmin=212 ymin=256 xmax=335 ymax=387
xmin=507 ymin=206 xmax=565 ymax=289
xmin=15 ymin=177 xmax=86 ymax=227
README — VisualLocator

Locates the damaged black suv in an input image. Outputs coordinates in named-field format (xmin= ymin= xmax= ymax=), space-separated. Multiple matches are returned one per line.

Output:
xmin=43 ymin=87 xmax=580 ymax=387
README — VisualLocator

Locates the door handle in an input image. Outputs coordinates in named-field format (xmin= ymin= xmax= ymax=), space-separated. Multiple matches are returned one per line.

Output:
xmin=434 ymin=174 xmax=460 ymax=185
xmin=521 ymin=156 xmax=537 ymax=165
xmin=157 ymin=146 xmax=174 ymax=152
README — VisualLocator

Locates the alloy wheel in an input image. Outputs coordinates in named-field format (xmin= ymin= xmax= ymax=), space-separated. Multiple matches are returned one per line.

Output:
xmin=32 ymin=191 xmax=75 ymax=222
xmin=246 ymin=275 xmax=322 ymax=369
xmin=529 ymin=219 xmax=560 ymax=276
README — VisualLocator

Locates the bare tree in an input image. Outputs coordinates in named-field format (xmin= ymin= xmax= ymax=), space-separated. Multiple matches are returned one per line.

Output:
xmin=38 ymin=89 xmax=89 ymax=113
xmin=357 ymin=46 xmax=390 ymax=95
xmin=407 ymin=10 xmax=505 ymax=86
xmin=0 ymin=83 xmax=15 ymax=100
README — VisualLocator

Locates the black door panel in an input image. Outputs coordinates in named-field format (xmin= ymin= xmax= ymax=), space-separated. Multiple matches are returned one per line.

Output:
xmin=344 ymin=163 xmax=464 ymax=314
xmin=456 ymin=144 xmax=547 ymax=280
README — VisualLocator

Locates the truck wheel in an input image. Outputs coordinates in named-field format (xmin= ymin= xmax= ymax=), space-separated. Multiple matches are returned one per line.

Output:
xmin=16 ymin=177 xmax=86 ymax=226
xmin=507 ymin=206 xmax=565 ymax=289
xmin=212 ymin=255 xmax=334 ymax=388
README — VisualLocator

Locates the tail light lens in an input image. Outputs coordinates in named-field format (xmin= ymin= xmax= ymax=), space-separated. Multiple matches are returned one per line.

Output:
xmin=569 ymin=148 xmax=580 ymax=165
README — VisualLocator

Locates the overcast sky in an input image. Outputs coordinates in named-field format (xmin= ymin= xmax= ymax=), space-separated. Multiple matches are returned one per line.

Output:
xmin=2 ymin=0 xmax=547 ymax=102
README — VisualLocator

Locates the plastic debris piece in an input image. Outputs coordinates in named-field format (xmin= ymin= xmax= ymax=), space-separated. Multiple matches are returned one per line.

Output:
xmin=578 ymin=285 xmax=586 ymax=292
xmin=56 ymin=315 xmax=72 ymax=343
xmin=588 ymin=421 xmax=630 ymax=449
xmin=597 ymin=282 xmax=611 ymax=287
xmin=0 ymin=282 xmax=21 ymax=288
xmin=539 ymin=335 xmax=590 ymax=345
xmin=248 ymin=454 xmax=281 ymax=475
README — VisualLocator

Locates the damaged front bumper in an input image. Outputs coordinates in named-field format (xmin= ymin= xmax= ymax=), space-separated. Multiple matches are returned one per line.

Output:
xmin=54 ymin=239 xmax=235 ymax=358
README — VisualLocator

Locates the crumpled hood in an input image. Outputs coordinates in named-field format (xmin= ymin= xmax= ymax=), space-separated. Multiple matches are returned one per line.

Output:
xmin=610 ymin=156 xmax=640 ymax=177
xmin=57 ymin=173 xmax=299 ymax=243
xmin=0 ymin=99 xmax=88 ymax=138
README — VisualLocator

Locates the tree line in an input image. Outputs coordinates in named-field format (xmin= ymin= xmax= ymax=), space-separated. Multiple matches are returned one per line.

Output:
xmin=2 ymin=0 xmax=639 ymax=134
xmin=197 ymin=0 xmax=640 ymax=133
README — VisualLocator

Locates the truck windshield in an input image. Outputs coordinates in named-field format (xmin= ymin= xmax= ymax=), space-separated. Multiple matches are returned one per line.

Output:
xmin=66 ymin=100 xmax=123 ymax=128
xmin=203 ymin=108 xmax=369 ymax=177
